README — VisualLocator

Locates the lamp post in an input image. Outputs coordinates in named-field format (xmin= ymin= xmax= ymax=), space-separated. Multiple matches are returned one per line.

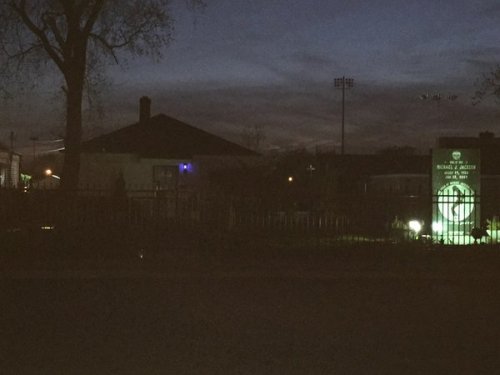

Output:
xmin=45 ymin=169 xmax=60 ymax=179
xmin=334 ymin=77 xmax=354 ymax=155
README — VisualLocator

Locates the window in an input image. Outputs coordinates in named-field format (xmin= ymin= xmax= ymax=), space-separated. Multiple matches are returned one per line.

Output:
xmin=153 ymin=166 xmax=178 ymax=189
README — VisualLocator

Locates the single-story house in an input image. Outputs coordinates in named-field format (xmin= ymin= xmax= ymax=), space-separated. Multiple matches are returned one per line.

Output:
xmin=79 ymin=96 xmax=259 ymax=194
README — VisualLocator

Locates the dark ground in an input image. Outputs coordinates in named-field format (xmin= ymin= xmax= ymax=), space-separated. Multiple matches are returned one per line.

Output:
xmin=2 ymin=240 xmax=500 ymax=374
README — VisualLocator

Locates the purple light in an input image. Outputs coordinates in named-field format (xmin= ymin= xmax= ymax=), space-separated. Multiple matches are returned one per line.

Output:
xmin=180 ymin=163 xmax=191 ymax=174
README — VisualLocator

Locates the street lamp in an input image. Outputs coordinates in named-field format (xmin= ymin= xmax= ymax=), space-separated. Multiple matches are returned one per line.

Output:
xmin=45 ymin=169 xmax=60 ymax=179
xmin=334 ymin=77 xmax=354 ymax=155
xmin=408 ymin=220 xmax=422 ymax=234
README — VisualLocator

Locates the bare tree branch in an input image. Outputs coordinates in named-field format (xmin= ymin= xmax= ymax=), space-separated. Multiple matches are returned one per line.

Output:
xmin=9 ymin=0 xmax=65 ymax=71
xmin=0 ymin=0 xmax=202 ymax=189
xmin=82 ymin=0 xmax=106 ymax=37
xmin=41 ymin=10 xmax=66 ymax=52
xmin=473 ymin=66 xmax=500 ymax=106
xmin=88 ymin=32 xmax=119 ymax=63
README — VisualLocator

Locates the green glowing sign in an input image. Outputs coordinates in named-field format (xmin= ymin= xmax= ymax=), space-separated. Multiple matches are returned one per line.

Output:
xmin=432 ymin=149 xmax=480 ymax=245
xmin=437 ymin=181 xmax=475 ymax=222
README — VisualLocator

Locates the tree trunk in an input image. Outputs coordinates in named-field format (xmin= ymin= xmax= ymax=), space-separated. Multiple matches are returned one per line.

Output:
xmin=60 ymin=78 xmax=84 ymax=191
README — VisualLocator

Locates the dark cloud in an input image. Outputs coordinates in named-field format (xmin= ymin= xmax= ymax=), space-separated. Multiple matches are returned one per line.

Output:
xmin=4 ymin=0 xmax=500 ymax=155
xmin=91 ymin=78 xmax=500 ymax=154
xmin=477 ymin=2 xmax=500 ymax=17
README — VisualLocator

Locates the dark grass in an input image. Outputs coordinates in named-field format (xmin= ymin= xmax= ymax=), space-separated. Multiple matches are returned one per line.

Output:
xmin=2 ymin=228 xmax=500 ymax=277
xmin=2 ymin=230 xmax=500 ymax=374
xmin=3 ymin=277 xmax=500 ymax=374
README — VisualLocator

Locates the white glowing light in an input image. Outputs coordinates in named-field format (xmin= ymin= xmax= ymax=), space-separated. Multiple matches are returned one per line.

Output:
xmin=432 ymin=221 xmax=443 ymax=233
xmin=288 ymin=176 xmax=294 ymax=182
xmin=408 ymin=220 xmax=422 ymax=234
xmin=45 ymin=169 xmax=52 ymax=176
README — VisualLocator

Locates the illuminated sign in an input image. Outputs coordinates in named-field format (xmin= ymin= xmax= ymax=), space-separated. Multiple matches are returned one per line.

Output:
xmin=432 ymin=149 xmax=480 ymax=245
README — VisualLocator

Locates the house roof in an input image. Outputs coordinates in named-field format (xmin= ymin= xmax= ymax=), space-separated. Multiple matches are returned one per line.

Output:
xmin=81 ymin=114 xmax=257 ymax=159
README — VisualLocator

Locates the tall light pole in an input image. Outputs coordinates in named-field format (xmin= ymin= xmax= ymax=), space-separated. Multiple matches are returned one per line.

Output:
xmin=334 ymin=77 xmax=354 ymax=155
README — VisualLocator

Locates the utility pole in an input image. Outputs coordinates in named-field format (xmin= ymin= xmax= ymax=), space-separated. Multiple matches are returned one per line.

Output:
xmin=7 ymin=131 xmax=14 ymax=188
xmin=334 ymin=77 xmax=354 ymax=155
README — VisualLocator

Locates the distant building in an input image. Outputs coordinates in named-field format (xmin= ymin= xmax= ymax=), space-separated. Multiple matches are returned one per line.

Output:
xmin=312 ymin=153 xmax=430 ymax=224
xmin=320 ymin=132 xmax=500 ymax=196
xmin=315 ymin=153 xmax=429 ymax=194
xmin=0 ymin=143 xmax=20 ymax=188
xmin=437 ymin=130 xmax=500 ymax=149
xmin=314 ymin=131 xmax=500 ymax=225
xmin=79 ymin=96 xmax=258 ymax=193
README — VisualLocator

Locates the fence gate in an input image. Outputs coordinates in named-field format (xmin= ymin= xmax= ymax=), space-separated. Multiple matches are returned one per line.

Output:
xmin=432 ymin=192 xmax=481 ymax=245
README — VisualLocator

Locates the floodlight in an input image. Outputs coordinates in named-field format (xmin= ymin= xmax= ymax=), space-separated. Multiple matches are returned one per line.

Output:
xmin=334 ymin=76 xmax=354 ymax=155
xmin=408 ymin=220 xmax=422 ymax=234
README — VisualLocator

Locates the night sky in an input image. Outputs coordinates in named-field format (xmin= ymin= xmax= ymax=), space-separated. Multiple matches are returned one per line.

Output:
xmin=3 ymin=0 xmax=500 ymax=155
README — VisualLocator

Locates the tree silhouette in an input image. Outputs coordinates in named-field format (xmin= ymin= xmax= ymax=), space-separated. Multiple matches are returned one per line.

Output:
xmin=472 ymin=65 xmax=500 ymax=106
xmin=0 ymin=0 xmax=204 ymax=190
